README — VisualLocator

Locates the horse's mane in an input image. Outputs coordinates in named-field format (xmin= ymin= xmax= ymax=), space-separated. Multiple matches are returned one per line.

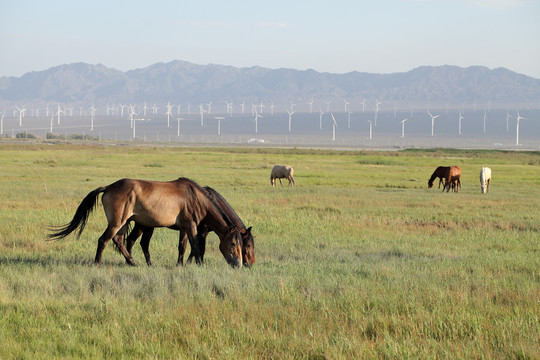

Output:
xmin=203 ymin=186 xmax=245 ymax=229
xmin=175 ymin=178 xmax=233 ymax=226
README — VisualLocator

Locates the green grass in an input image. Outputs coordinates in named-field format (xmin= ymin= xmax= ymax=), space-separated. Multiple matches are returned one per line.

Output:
xmin=0 ymin=143 xmax=538 ymax=359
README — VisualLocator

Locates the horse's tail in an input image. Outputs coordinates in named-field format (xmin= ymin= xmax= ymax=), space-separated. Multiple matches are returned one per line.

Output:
xmin=48 ymin=187 xmax=106 ymax=240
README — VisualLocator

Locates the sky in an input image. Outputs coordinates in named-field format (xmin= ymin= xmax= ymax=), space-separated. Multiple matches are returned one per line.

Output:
xmin=1 ymin=0 xmax=539 ymax=79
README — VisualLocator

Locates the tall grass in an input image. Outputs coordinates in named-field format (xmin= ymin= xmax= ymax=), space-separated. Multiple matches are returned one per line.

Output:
xmin=0 ymin=143 xmax=538 ymax=359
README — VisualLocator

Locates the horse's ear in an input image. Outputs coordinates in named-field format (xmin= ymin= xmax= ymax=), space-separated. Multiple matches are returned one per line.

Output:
xmin=246 ymin=226 xmax=252 ymax=234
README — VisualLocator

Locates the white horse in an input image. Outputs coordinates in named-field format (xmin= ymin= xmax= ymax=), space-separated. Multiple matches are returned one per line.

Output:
xmin=270 ymin=165 xmax=295 ymax=186
xmin=480 ymin=167 xmax=492 ymax=194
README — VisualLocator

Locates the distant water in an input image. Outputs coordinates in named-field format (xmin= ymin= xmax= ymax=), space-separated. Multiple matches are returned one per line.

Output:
xmin=2 ymin=109 xmax=539 ymax=149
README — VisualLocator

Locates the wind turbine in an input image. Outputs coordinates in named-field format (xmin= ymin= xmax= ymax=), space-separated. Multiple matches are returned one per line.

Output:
xmin=458 ymin=111 xmax=464 ymax=135
xmin=259 ymin=101 xmax=265 ymax=114
xmin=307 ymin=99 xmax=313 ymax=113
xmin=143 ymin=102 xmax=148 ymax=116
xmin=225 ymin=101 xmax=232 ymax=116
xmin=90 ymin=104 xmax=96 ymax=131
xmin=253 ymin=111 xmax=262 ymax=133
xmin=428 ymin=111 xmax=440 ymax=136
xmin=331 ymin=113 xmax=338 ymax=141
xmin=119 ymin=104 xmax=127 ymax=117
xmin=360 ymin=98 xmax=366 ymax=112
xmin=344 ymin=100 xmax=350 ymax=113
xmin=132 ymin=117 xmax=147 ymax=139
xmin=374 ymin=99 xmax=382 ymax=126
xmin=206 ymin=101 xmax=213 ymax=114
xmin=270 ymin=101 xmax=275 ymax=117
xmin=166 ymin=102 xmax=173 ymax=127
xmin=368 ymin=120 xmax=373 ymax=140
xmin=516 ymin=112 xmax=526 ymax=146
xmin=199 ymin=104 xmax=206 ymax=126
xmin=56 ymin=104 xmax=64 ymax=125
xmin=176 ymin=117 xmax=184 ymax=136
xmin=176 ymin=104 xmax=182 ymax=115
xmin=129 ymin=106 xmax=137 ymax=129
xmin=16 ymin=106 xmax=27 ymax=126
xmin=483 ymin=110 xmax=487 ymax=134
xmin=240 ymin=100 xmax=245 ymax=114
xmin=506 ymin=111 xmax=511 ymax=132
xmin=152 ymin=104 xmax=159 ymax=115
xmin=287 ymin=109 xmax=295 ymax=132
xmin=325 ymin=100 xmax=332 ymax=113
xmin=215 ymin=117 xmax=224 ymax=135
xmin=400 ymin=118 xmax=408 ymax=138
xmin=319 ymin=108 xmax=325 ymax=130
xmin=49 ymin=113 xmax=53 ymax=133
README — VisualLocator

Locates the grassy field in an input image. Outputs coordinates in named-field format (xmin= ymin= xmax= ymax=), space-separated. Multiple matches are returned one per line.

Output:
xmin=0 ymin=142 xmax=538 ymax=359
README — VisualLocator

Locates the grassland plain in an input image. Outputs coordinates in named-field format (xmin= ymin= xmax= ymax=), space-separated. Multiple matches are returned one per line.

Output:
xmin=0 ymin=142 xmax=538 ymax=359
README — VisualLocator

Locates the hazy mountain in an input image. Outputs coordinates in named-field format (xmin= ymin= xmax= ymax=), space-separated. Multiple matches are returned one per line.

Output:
xmin=1 ymin=60 xmax=539 ymax=108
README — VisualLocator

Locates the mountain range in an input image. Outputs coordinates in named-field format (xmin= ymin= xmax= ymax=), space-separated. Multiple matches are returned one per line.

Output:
xmin=1 ymin=60 xmax=539 ymax=110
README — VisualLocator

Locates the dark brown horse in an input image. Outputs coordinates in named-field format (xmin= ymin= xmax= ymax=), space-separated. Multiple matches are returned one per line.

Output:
xmin=444 ymin=166 xmax=462 ymax=193
xmin=428 ymin=166 xmax=450 ymax=189
xmin=123 ymin=186 xmax=255 ymax=267
xmin=49 ymin=178 xmax=243 ymax=267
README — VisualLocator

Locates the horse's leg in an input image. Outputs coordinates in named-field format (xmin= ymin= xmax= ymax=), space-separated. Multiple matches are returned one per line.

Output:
xmin=95 ymin=223 xmax=135 ymax=266
xmin=177 ymin=231 xmax=188 ymax=266
xmin=125 ymin=224 xmax=144 ymax=256
xmin=140 ymin=227 xmax=154 ymax=266
xmin=111 ymin=226 xmax=137 ymax=266
xmin=279 ymin=178 xmax=283 ymax=186
xmin=186 ymin=223 xmax=203 ymax=265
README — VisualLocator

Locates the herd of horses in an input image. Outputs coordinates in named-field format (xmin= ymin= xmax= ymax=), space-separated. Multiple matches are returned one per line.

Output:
xmin=49 ymin=163 xmax=492 ymax=267
xmin=428 ymin=165 xmax=492 ymax=193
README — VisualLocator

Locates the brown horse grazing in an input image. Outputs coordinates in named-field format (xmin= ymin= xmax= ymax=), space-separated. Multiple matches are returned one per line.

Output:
xmin=49 ymin=178 xmax=243 ymax=267
xmin=428 ymin=166 xmax=450 ymax=189
xmin=444 ymin=166 xmax=462 ymax=193
xmin=271 ymin=165 xmax=295 ymax=186
xmin=123 ymin=186 xmax=255 ymax=267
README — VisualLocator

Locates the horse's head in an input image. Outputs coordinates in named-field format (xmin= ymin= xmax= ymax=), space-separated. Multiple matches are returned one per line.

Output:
xmin=241 ymin=226 xmax=255 ymax=267
xmin=219 ymin=226 xmax=243 ymax=268
xmin=428 ymin=179 xmax=434 ymax=188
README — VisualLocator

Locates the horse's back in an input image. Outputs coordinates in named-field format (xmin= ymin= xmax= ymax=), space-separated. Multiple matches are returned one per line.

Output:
xmin=271 ymin=165 xmax=293 ymax=177
xmin=481 ymin=167 xmax=492 ymax=180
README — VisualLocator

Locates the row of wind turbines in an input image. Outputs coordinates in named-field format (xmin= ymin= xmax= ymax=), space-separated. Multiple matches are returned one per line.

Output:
xmin=1 ymin=99 xmax=532 ymax=145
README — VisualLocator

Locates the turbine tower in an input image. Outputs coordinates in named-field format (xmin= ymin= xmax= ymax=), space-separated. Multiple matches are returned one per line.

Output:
xmin=516 ymin=112 xmax=526 ymax=146
xmin=287 ymin=109 xmax=295 ymax=132
xmin=215 ymin=117 xmax=224 ymax=135
xmin=166 ymin=102 xmax=173 ymax=127
xmin=176 ymin=117 xmax=184 ymax=137
xmin=458 ymin=111 xmax=464 ymax=135
xmin=319 ymin=108 xmax=325 ymax=130
xmin=374 ymin=99 xmax=382 ymax=126
xmin=400 ymin=118 xmax=408 ymax=138
xmin=331 ymin=113 xmax=338 ymax=141
xmin=16 ymin=106 xmax=27 ymax=126
xmin=428 ymin=111 xmax=440 ymax=136
xmin=307 ymin=99 xmax=313 ymax=113
xmin=56 ymin=104 xmax=64 ymax=125
xmin=253 ymin=111 xmax=262 ymax=133
xmin=368 ymin=120 xmax=373 ymax=140
xmin=483 ymin=110 xmax=487 ymax=134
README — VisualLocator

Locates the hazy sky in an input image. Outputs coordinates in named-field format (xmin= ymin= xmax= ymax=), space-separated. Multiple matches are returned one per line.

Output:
xmin=1 ymin=0 xmax=539 ymax=78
